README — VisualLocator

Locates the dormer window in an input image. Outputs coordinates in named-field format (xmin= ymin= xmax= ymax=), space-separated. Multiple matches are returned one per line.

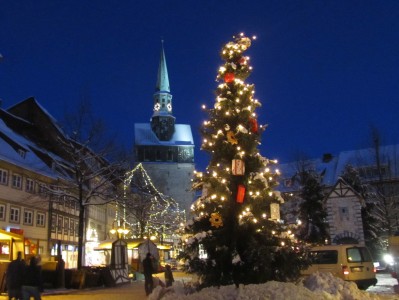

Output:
xmin=18 ymin=149 xmax=26 ymax=158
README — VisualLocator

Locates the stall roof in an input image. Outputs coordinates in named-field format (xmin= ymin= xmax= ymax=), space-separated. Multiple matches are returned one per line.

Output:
xmin=0 ymin=229 xmax=23 ymax=240
xmin=94 ymin=238 xmax=172 ymax=251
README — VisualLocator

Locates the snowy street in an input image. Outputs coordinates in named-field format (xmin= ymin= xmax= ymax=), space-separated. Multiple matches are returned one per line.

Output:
xmin=368 ymin=272 xmax=398 ymax=296
xmin=0 ymin=272 xmax=396 ymax=300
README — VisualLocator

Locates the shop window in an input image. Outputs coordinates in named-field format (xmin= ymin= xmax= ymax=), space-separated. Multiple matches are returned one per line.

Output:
xmin=0 ymin=241 xmax=10 ymax=260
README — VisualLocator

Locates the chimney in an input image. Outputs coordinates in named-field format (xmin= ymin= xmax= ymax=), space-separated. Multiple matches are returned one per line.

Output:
xmin=322 ymin=153 xmax=333 ymax=163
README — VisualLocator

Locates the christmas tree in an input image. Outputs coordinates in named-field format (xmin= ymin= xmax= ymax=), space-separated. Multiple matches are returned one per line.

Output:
xmin=180 ymin=33 xmax=309 ymax=288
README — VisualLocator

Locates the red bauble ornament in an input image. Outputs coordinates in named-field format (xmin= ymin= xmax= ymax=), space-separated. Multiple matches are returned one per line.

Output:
xmin=224 ymin=72 xmax=235 ymax=83
xmin=249 ymin=118 xmax=258 ymax=133
xmin=236 ymin=184 xmax=246 ymax=203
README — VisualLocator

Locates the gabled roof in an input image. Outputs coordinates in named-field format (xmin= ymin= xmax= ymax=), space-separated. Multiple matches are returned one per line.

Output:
xmin=0 ymin=117 xmax=60 ymax=178
xmin=7 ymin=97 xmax=65 ymax=137
xmin=325 ymin=178 xmax=363 ymax=200
xmin=278 ymin=144 xmax=399 ymax=193
xmin=5 ymin=97 xmax=68 ymax=156
xmin=134 ymin=123 xmax=194 ymax=146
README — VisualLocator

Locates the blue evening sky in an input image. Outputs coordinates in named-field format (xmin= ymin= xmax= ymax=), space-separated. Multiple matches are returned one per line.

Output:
xmin=1 ymin=1 xmax=399 ymax=170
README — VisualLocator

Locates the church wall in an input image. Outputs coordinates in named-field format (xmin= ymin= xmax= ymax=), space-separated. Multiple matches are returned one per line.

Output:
xmin=141 ymin=163 xmax=195 ymax=216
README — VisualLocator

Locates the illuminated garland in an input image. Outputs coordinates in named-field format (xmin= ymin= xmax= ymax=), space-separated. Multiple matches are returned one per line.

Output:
xmin=121 ymin=163 xmax=185 ymax=238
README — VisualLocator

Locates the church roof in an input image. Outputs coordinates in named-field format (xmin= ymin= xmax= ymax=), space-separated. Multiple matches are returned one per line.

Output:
xmin=134 ymin=123 xmax=194 ymax=146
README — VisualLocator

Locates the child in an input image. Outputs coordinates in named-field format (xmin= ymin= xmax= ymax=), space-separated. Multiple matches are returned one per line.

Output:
xmin=164 ymin=264 xmax=174 ymax=287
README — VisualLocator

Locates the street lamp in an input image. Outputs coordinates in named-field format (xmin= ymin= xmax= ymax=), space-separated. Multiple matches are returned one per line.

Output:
xmin=110 ymin=219 xmax=129 ymax=239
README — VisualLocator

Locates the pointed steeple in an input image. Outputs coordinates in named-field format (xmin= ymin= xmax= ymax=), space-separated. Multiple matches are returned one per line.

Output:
xmin=156 ymin=41 xmax=170 ymax=93
xmin=152 ymin=41 xmax=173 ymax=117
xmin=151 ymin=41 xmax=175 ymax=141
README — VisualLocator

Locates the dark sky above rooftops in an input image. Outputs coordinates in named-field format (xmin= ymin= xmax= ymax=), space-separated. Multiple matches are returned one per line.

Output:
xmin=1 ymin=0 xmax=399 ymax=171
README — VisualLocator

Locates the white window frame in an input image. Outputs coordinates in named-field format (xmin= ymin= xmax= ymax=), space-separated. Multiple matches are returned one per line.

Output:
xmin=0 ymin=169 xmax=8 ymax=185
xmin=12 ymin=174 xmax=22 ymax=189
xmin=23 ymin=209 xmax=33 ymax=225
xmin=0 ymin=204 xmax=6 ymax=221
xmin=10 ymin=207 xmax=20 ymax=223
xmin=26 ymin=178 xmax=35 ymax=193
xmin=36 ymin=212 xmax=45 ymax=227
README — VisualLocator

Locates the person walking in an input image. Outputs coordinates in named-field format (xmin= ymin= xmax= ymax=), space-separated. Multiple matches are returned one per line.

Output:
xmin=164 ymin=264 xmax=174 ymax=287
xmin=6 ymin=251 xmax=25 ymax=300
xmin=21 ymin=256 xmax=43 ymax=300
xmin=142 ymin=252 xmax=154 ymax=296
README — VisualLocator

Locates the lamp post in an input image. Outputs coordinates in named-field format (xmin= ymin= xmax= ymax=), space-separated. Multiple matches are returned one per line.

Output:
xmin=110 ymin=219 xmax=129 ymax=240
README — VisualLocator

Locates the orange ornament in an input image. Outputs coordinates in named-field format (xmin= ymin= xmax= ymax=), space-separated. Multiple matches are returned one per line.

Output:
xmin=226 ymin=131 xmax=238 ymax=144
xmin=209 ymin=213 xmax=223 ymax=228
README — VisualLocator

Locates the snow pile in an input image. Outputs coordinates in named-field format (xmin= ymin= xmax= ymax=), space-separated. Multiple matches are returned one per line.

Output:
xmin=302 ymin=272 xmax=380 ymax=300
xmin=149 ymin=272 xmax=389 ymax=300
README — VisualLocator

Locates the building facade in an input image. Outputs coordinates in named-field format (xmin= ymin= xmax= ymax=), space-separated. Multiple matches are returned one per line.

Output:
xmin=0 ymin=98 xmax=116 ymax=267
xmin=279 ymin=145 xmax=399 ymax=243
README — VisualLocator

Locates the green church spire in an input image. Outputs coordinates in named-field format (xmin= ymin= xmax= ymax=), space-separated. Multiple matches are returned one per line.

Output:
xmin=153 ymin=41 xmax=173 ymax=116
xmin=156 ymin=40 xmax=170 ymax=93
xmin=151 ymin=41 xmax=175 ymax=141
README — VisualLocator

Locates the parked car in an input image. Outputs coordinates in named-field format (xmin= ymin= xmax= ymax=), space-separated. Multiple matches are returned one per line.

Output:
xmin=301 ymin=244 xmax=377 ymax=290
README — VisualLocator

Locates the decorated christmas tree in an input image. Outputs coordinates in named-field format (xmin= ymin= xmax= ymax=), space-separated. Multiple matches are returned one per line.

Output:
xmin=180 ymin=33 xmax=309 ymax=287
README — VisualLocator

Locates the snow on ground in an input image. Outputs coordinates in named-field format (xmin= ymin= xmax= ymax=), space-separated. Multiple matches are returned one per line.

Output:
xmin=149 ymin=272 xmax=398 ymax=300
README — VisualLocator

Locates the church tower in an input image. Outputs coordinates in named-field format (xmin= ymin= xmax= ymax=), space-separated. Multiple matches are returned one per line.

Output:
xmin=151 ymin=43 xmax=175 ymax=141
xmin=134 ymin=43 xmax=195 ymax=215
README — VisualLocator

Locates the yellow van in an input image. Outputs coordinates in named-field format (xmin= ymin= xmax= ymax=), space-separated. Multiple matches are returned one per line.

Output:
xmin=302 ymin=244 xmax=377 ymax=290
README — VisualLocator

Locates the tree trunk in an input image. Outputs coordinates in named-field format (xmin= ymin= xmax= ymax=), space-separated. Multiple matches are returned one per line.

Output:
xmin=77 ymin=187 xmax=85 ymax=269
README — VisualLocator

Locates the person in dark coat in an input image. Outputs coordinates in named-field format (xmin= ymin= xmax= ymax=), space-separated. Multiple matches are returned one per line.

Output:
xmin=143 ymin=252 xmax=154 ymax=295
xmin=164 ymin=264 xmax=174 ymax=287
xmin=21 ymin=256 xmax=43 ymax=300
xmin=6 ymin=251 xmax=25 ymax=300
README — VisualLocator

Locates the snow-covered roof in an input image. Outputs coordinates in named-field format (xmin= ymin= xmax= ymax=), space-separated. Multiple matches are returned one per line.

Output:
xmin=278 ymin=144 xmax=399 ymax=193
xmin=0 ymin=118 xmax=58 ymax=178
xmin=7 ymin=97 xmax=66 ymax=137
xmin=134 ymin=123 xmax=194 ymax=146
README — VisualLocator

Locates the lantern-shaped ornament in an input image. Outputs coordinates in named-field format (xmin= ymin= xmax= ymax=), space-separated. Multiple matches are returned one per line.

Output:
xmin=232 ymin=159 xmax=245 ymax=175
xmin=224 ymin=72 xmax=235 ymax=83
xmin=270 ymin=203 xmax=280 ymax=220
xmin=236 ymin=184 xmax=246 ymax=203
xmin=249 ymin=118 xmax=258 ymax=133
